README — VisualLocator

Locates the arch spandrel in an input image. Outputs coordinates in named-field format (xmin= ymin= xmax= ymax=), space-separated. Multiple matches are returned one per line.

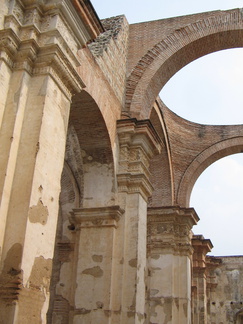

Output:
xmin=126 ymin=8 xmax=243 ymax=119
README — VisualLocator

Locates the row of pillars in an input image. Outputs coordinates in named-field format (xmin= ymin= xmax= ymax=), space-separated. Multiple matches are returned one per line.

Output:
xmin=60 ymin=119 xmax=201 ymax=324
xmin=0 ymin=82 xmax=202 ymax=324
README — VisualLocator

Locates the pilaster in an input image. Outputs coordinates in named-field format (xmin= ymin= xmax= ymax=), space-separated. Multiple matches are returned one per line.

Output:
xmin=147 ymin=206 xmax=199 ymax=324
xmin=0 ymin=1 xmax=91 ymax=323
xmin=69 ymin=206 xmax=124 ymax=324
xmin=191 ymin=235 xmax=213 ymax=324
xmin=115 ymin=118 xmax=162 ymax=323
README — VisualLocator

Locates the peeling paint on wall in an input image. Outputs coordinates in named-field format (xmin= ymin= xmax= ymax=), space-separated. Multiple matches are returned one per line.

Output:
xmin=28 ymin=199 xmax=48 ymax=225
xmin=82 ymin=266 xmax=103 ymax=278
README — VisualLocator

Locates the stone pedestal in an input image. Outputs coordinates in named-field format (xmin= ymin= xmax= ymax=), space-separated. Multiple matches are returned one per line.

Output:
xmin=147 ymin=206 xmax=199 ymax=324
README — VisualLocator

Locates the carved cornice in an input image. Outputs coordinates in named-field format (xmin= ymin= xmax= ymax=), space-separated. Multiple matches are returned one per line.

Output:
xmin=0 ymin=0 xmax=89 ymax=97
xmin=147 ymin=206 xmax=199 ymax=256
xmin=117 ymin=173 xmax=154 ymax=201
xmin=117 ymin=119 xmax=162 ymax=159
xmin=0 ymin=29 xmax=20 ymax=68
xmin=192 ymin=235 xmax=213 ymax=269
xmin=16 ymin=0 xmax=98 ymax=46
xmin=33 ymin=43 xmax=85 ymax=96
xmin=69 ymin=206 xmax=124 ymax=229
xmin=117 ymin=119 xmax=162 ymax=200
xmin=71 ymin=0 xmax=104 ymax=39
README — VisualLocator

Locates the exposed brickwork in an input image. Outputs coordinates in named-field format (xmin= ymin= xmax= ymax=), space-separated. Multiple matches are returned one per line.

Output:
xmin=125 ymin=9 xmax=243 ymax=118
xmin=160 ymin=104 xmax=243 ymax=206
xmin=88 ymin=15 xmax=129 ymax=104
xmin=149 ymin=102 xmax=173 ymax=206
xmin=127 ymin=10 xmax=225 ymax=74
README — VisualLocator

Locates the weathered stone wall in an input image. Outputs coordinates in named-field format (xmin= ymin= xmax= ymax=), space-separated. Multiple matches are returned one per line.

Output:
xmin=207 ymin=256 xmax=243 ymax=324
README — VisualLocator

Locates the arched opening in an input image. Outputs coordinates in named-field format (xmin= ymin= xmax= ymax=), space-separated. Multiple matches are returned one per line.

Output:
xmin=190 ymin=153 xmax=243 ymax=256
xmin=160 ymin=48 xmax=243 ymax=125
xmin=48 ymin=90 xmax=116 ymax=323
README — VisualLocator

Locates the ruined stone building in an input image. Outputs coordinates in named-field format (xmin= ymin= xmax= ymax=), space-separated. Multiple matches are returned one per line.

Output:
xmin=1 ymin=0 xmax=243 ymax=323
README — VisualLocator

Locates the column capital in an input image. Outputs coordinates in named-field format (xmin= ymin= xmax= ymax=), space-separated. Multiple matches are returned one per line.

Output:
xmin=117 ymin=118 xmax=162 ymax=201
xmin=117 ymin=118 xmax=162 ymax=158
xmin=69 ymin=206 xmax=124 ymax=229
xmin=192 ymin=235 xmax=213 ymax=271
xmin=147 ymin=206 xmax=199 ymax=256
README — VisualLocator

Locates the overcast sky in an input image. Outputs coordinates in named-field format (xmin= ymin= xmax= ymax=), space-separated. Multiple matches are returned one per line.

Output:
xmin=91 ymin=0 xmax=243 ymax=256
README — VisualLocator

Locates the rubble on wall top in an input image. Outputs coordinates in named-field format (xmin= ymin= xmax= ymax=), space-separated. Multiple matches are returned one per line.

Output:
xmin=88 ymin=15 xmax=127 ymax=56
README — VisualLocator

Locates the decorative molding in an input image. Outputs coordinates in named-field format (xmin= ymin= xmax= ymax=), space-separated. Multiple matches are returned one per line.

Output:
xmin=33 ymin=43 xmax=85 ymax=96
xmin=147 ymin=206 xmax=199 ymax=256
xmin=117 ymin=119 xmax=162 ymax=159
xmin=0 ymin=0 xmax=88 ymax=97
xmin=117 ymin=173 xmax=154 ymax=201
xmin=69 ymin=206 xmax=124 ymax=229
xmin=117 ymin=118 xmax=162 ymax=201
xmin=0 ymin=29 xmax=20 ymax=68
xmin=192 ymin=235 xmax=213 ymax=269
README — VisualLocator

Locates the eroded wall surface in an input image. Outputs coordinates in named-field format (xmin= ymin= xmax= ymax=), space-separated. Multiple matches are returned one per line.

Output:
xmin=1 ymin=1 xmax=243 ymax=323
xmin=207 ymin=256 xmax=243 ymax=324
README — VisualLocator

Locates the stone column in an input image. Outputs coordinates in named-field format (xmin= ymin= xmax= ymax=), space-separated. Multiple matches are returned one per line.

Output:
xmin=113 ymin=119 xmax=162 ymax=324
xmin=191 ymin=235 xmax=213 ymax=324
xmin=147 ymin=206 xmax=199 ymax=324
xmin=0 ymin=1 xmax=87 ymax=323
xmin=69 ymin=206 xmax=124 ymax=324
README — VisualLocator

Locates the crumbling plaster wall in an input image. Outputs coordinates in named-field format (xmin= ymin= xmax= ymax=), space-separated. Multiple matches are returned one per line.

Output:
xmin=207 ymin=256 xmax=243 ymax=324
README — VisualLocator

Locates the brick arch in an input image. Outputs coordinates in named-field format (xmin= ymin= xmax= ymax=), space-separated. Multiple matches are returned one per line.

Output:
xmin=126 ymin=10 xmax=243 ymax=119
xmin=177 ymin=137 xmax=243 ymax=207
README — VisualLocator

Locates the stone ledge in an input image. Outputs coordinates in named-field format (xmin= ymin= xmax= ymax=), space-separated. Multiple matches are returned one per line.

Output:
xmin=69 ymin=206 xmax=124 ymax=229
